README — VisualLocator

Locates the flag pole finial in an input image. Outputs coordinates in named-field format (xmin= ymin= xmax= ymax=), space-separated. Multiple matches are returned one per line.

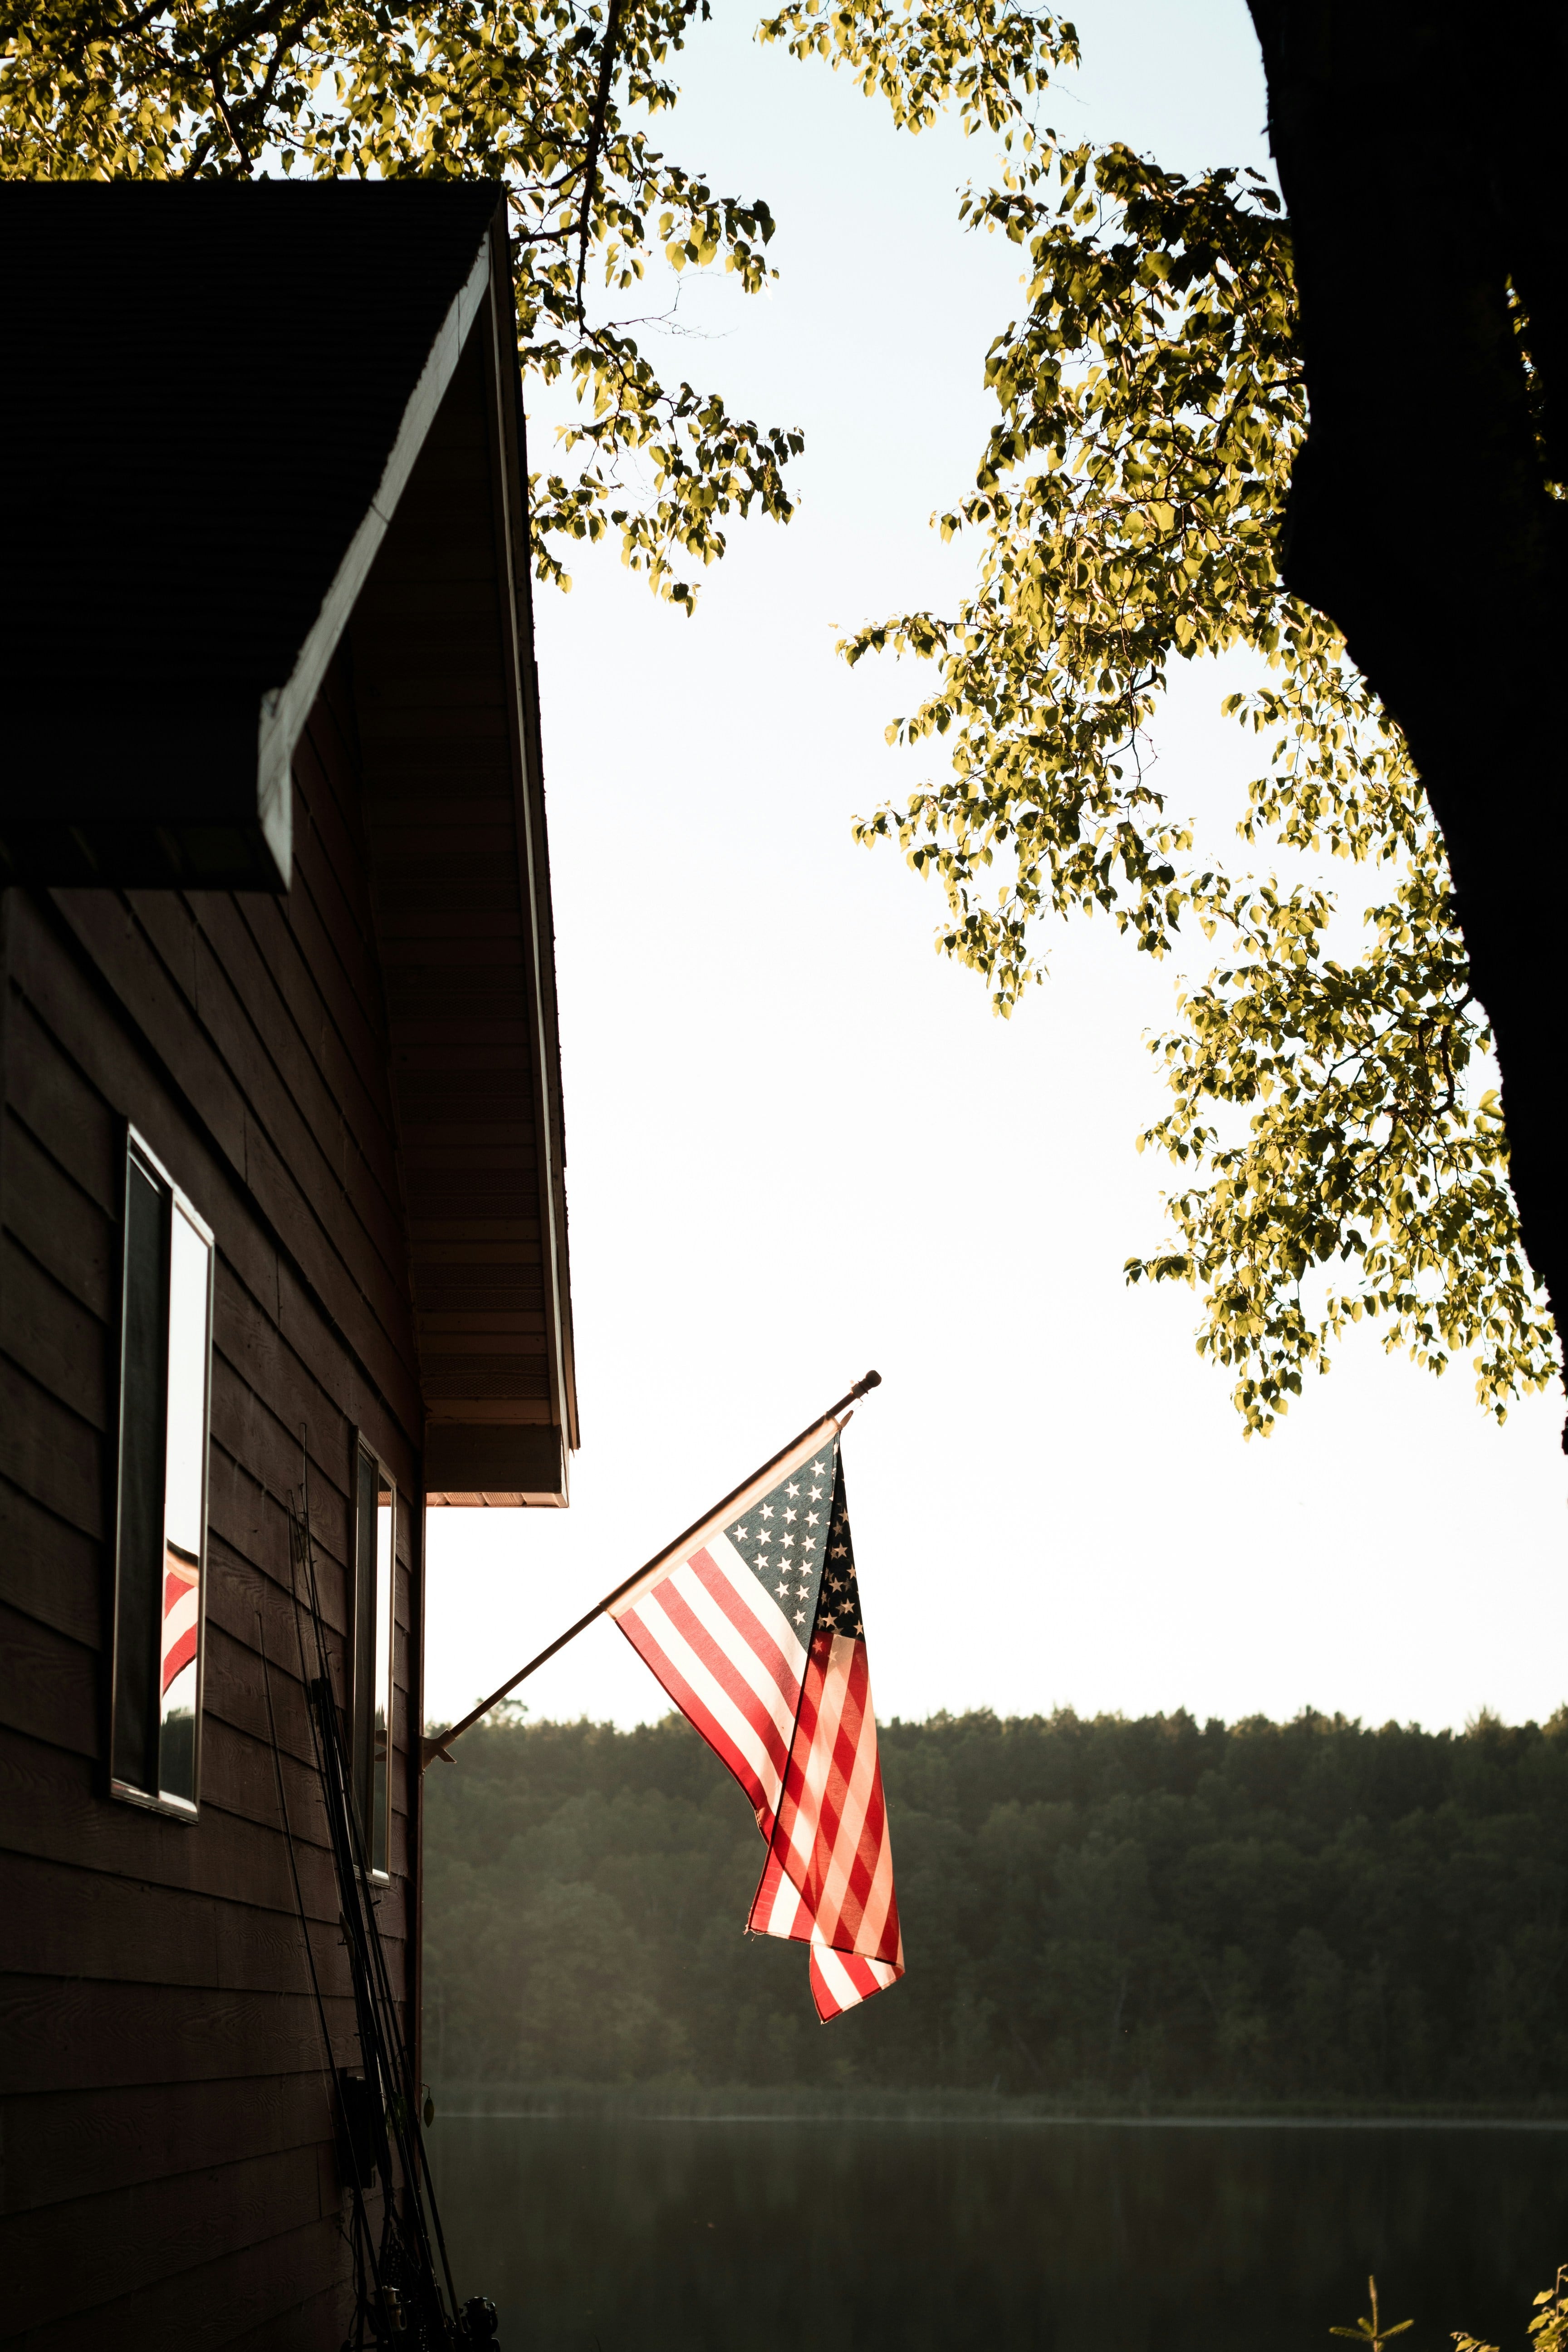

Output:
xmin=828 ymin=1368 xmax=881 ymax=1419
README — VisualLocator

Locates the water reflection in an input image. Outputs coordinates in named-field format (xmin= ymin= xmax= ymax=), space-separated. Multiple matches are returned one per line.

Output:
xmin=429 ymin=2114 xmax=1568 ymax=2351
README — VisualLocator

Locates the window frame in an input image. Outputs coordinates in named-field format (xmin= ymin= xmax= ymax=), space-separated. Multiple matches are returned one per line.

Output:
xmin=108 ymin=1125 xmax=215 ymax=1823
xmin=349 ymin=1431 xmax=397 ymax=1883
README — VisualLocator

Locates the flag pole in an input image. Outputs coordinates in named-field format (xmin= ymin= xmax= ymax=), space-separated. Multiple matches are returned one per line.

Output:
xmin=420 ymin=1370 xmax=882 ymax=1771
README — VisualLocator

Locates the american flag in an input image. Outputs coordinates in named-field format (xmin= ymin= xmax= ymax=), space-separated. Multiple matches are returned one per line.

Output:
xmin=161 ymin=1539 xmax=200 ymax=1694
xmin=608 ymin=1424 xmax=903 ymax=2020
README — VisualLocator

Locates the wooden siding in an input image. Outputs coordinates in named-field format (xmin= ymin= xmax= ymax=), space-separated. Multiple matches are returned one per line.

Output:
xmin=0 ymin=657 xmax=422 ymax=2347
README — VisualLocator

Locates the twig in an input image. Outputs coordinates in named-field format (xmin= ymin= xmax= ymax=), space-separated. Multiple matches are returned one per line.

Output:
xmin=575 ymin=0 xmax=627 ymax=319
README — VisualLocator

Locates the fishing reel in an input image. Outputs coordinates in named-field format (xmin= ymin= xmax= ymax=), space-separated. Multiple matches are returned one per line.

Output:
xmin=458 ymin=2298 xmax=499 ymax=2345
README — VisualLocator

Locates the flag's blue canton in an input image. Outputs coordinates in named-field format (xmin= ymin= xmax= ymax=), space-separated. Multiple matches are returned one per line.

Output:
xmin=725 ymin=1440 xmax=838 ymax=1640
xmin=812 ymin=1460 xmax=863 ymax=1649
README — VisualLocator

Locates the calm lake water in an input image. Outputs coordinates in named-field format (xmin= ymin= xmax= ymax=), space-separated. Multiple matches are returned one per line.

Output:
xmin=427 ymin=2112 xmax=1568 ymax=2351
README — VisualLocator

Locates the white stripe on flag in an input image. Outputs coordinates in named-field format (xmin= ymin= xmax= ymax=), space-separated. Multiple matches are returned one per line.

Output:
xmin=814 ymin=1651 xmax=882 ymax=1938
xmin=701 ymin=1532 xmax=809 ymax=1684
xmin=852 ymin=1832 xmax=898 ymax=1960
xmin=810 ymin=1943 xmax=862 ymax=2013
xmin=162 ymin=1587 xmax=199 ymax=1650
xmin=666 ymin=1570 xmax=800 ymax=1752
xmin=779 ymin=1644 xmax=854 ymax=1886
xmin=634 ymin=1591 xmax=784 ymax=1804
xmin=761 ymin=1854 xmax=806 ymax=1939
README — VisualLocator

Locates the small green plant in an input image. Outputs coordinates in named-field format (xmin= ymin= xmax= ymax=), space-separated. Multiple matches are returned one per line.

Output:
xmin=1454 ymin=2264 xmax=1568 ymax=2352
xmin=1332 ymin=2277 xmax=1414 ymax=2348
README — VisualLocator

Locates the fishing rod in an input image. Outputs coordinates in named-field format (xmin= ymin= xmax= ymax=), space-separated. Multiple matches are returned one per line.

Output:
xmin=285 ymin=1465 xmax=497 ymax=2348
xmin=256 ymin=1612 xmax=388 ymax=2332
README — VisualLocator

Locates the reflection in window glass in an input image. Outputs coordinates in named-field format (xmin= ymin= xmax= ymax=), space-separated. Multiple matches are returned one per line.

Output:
xmin=112 ymin=1133 xmax=212 ymax=1817
xmin=373 ymin=1477 xmax=393 ymax=1876
xmin=352 ymin=1445 xmax=395 ymax=1878
xmin=158 ymin=1204 xmax=211 ymax=1804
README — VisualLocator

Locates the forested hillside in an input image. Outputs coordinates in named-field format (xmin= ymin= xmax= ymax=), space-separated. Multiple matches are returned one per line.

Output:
xmin=422 ymin=1708 xmax=1568 ymax=2105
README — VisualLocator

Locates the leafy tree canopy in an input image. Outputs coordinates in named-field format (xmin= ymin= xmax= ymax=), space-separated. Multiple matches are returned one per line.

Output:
xmin=837 ymin=98 xmax=1557 ymax=1432
xmin=0 ymin=0 xmax=1067 ymax=602
xmin=5 ymin=0 xmax=1555 ymax=1430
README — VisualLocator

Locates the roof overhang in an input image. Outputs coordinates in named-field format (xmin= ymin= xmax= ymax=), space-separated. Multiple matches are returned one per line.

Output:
xmin=0 ymin=185 xmax=578 ymax=1502
xmin=346 ymin=215 xmax=578 ymax=1505
xmin=0 ymin=180 xmax=508 ymax=894
xmin=252 ymin=234 xmax=496 ymax=888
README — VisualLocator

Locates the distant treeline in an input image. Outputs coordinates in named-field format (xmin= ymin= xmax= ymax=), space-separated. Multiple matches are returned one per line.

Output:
xmin=421 ymin=1707 xmax=1568 ymax=2103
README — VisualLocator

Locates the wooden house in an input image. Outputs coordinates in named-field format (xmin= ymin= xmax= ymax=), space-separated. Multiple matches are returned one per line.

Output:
xmin=0 ymin=181 xmax=577 ymax=2345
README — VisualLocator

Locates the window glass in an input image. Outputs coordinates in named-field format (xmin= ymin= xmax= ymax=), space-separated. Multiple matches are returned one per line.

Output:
xmin=352 ymin=1443 xmax=395 ymax=1877
xmin=112 ymin=1134 xmax=212 ymax=1816
xmin=111 ymin=1159 xmax=167 ymax=1798
xmin=372 ymin=1475 xmax=393 ymax=1876
xmin=158 ymin=1202 xmax=211 ymax=1804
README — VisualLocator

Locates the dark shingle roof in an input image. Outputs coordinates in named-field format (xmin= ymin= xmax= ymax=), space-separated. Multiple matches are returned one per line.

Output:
xmin=3 ymin=179 xmax=504 ymax=696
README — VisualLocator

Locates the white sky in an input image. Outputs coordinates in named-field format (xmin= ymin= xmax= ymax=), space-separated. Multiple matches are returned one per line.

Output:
xmin=423 ymin=0 xmax=1567 ymax=1741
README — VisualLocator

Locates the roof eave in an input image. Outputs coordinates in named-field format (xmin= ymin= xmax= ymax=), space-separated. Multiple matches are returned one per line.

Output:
xmin=257 ymin=227 xmax=497 ymax=888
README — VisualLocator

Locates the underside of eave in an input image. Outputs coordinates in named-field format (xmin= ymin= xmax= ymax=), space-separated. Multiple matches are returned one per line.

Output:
xmin=347 ymin=265 xmax=576 ymax=1508
xmin=0 ymin=184 xmax=505 ymax=898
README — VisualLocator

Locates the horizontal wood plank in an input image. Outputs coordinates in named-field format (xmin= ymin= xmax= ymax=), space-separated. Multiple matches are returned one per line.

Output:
xmin=1 ymin=984 xmax=120 ymax=1217
xmin=0 ymin=1475 xmax=101 ymax=1649
xmin=0 ymin=1354 xmax=102 ymax=1536
xmin=125 ymin=888 xmax=418 ymax=1397
xmin=273 ymin=1254 xmax=420 ymax=1494
xmin=0 ymin=1600 xmax=97 ymax=1756
xmin=211 ymin=891 xmax=400 ymax=1207
xmin=0 ymin=1849 xmax=358 ymax=2004
xmin=11 ymin=2209 xmax=353 ymax=2352
xmin=244 ymin=882 xmax=391 ymax=1136
xmin=0 ymin=1973 xmax=355 ymax=2096
xmin=0 ymin=1107 xmax=115 ymax=1323
xmin=241 ymin=1108 xmax=423 ymax=1442
xmin=1 ymin=1228 xmax=109 ymax=1430
xmin=290 ymin=725 xmax=379 ymax=1019
xmin=33 ymin=891 xmax=423 ymax=1442
xmin=209 ymin=2267 xmax=355 ymax=2352
xmin=0 ymin=1725 xmax=334 ymax=1919
xmin=45 ymin=888 xmax=251 ymax=1177
xmin=2 ymin=2071 xmax=334 ymax=2217
xmin=132 ymin=888 xmax=410 ymax=1302
xmin=7 ymin=897 xmax=287 ymax=1317
xmin=3 ymin=2142 xmax=332 ymax=2334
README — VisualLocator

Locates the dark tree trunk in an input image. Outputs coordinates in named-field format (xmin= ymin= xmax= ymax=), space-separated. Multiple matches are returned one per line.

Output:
xmin=1245 ymin=0 xmax=1568 ymax=1422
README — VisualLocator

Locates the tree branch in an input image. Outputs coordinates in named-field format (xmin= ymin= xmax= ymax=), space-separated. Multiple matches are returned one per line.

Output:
xmin=575 ymin=0 xmax=627 ymax=319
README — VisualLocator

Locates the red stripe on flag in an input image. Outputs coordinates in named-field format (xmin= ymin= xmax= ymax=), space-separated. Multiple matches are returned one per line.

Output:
xmin=618 ymin=1609 xmax=774 ymax=1826
xmin=688 ymin=1549 xmax=803 ymax=1709
xmin=652 ymin=1575 xmax=792 ymax=1784
xmin=835 ymin=1762 xmax=887 ymax=1945
xmin=822 ymin=1648 xmax=881 ymax=1939
xmin=808 ymin=1948 xmax=882 ymax=2022
xmin=748 ymin=1847 xmax=785 ymax=1936
xmin=160 ymin=1626 xmax=197 ymax=1693
xmin=755 ymin=1632 xmax=904 ymax=1996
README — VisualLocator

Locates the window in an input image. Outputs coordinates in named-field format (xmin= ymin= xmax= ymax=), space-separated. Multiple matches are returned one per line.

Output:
xmin=351 ymin=1440 xmax=396 ymax=1877
xmin=110 ymin=1129 xmax=214 ymax=1818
